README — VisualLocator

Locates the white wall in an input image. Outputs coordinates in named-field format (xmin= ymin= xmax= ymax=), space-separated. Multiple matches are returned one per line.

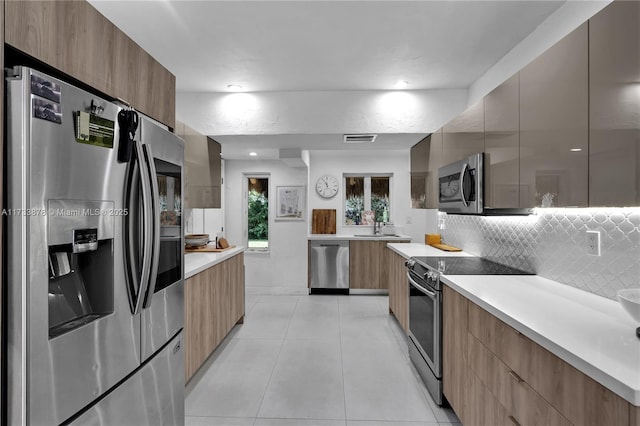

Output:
xmin=224 ymin=159 xmax=308 ymax=293
xmin=177 ymin=89 xmax=466 ymax=136
xmin=307 ymin=149 xmax=428 ymax=242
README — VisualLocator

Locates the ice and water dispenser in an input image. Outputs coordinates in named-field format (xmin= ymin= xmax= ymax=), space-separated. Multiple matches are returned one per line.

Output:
xmin=47 ymin=200 xmax=115 ymax=338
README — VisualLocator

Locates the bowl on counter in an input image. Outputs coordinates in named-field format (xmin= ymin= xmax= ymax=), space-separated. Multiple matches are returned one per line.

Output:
xmin=617 ymin=289 xmax=640 ymax=323
xmin=185 ymin=234 xmax=210 ymax=248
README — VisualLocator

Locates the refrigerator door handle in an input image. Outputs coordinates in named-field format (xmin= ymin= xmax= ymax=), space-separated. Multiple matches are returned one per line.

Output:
xmin=142 ymin=144 xmax=160 ymax=309
xmin=132 ymin=140 xmax=154 ymax=315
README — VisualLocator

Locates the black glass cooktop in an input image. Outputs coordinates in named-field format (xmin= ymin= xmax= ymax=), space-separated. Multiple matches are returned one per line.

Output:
xmin=412 ymin=256 xmax=534 ymax=275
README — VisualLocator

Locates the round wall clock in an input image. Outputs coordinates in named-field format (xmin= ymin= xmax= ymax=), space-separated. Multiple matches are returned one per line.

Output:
xmin=316 ymin=174 xmax=339 ymax=198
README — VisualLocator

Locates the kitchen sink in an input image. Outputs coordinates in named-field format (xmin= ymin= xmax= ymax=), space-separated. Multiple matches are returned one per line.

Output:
xmin=354 ymin=234 xmax=401 ymax=238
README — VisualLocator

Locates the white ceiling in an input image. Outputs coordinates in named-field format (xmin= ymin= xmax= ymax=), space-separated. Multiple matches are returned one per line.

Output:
xmin=89 ymin=0 xmax=567 ymax=157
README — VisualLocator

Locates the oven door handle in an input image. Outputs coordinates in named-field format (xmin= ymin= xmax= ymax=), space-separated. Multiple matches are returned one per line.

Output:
xmin=407 ymin=271 xmax=437 ymax=299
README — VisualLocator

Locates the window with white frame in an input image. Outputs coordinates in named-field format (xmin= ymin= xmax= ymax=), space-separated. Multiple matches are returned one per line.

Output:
xmin=344 ymin=174 xmax=392 ymax=225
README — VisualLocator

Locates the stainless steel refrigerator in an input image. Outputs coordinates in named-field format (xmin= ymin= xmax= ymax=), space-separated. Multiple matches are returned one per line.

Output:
xmin=5 ymin=67 xmax=185 ymax=425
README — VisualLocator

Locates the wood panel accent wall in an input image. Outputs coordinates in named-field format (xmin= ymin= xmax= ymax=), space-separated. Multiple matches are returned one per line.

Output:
xmin=387 ymin=249 xmax=408 ymax=332
xmin=185 ymin=253 xmax=245 ymax=382
xmin=4 ymin=0 xmax=175 ymax=128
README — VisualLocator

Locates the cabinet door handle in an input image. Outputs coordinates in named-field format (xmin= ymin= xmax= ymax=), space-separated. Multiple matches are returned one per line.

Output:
xmin=508 ymin=415 xmax=521 ymax=426
xmin=509 ymin=370 xmax=523 ymax=383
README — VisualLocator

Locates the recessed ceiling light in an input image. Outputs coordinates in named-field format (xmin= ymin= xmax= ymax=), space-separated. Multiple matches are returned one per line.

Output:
xmin=249 ymin=152 xmax=258 ymax=156
xmin=569 ymin=148 xmax=583 ymax=152
xmin=394 ymin=80 xmax=409 ymax=89
xmin=227 ymin=84 xmax=243 ymax=91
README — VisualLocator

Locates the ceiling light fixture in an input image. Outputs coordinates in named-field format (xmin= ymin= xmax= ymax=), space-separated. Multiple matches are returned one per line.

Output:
xmin=249 ymin=152 xmax=258 ymax=156
xmin=569 ymin=148 xmax=583 ymax=152
xmin=227 ymin=84 xmax=243 ymax=91
xmin=394 ymin=80 xmax=409 ymax=89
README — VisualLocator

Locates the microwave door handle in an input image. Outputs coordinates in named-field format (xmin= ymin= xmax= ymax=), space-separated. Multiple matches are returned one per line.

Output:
xmin=407 ymin=271 xmax=437 ymax=299
xmin=459 ymin=163 xmax=469 ymax=207
xmin=141 ymin=144 xmax=160 ymax=309
xmin=133 ymin=140 xmax=154 ymax=315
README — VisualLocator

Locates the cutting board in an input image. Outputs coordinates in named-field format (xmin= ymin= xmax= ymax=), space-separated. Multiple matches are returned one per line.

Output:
xmin=185 ymin=245 xmax=236 ymax=253
xmin=430 ymin=243 xmax=462 ymax=252
xmin=312 ymin=209 xmax=336 ymax=234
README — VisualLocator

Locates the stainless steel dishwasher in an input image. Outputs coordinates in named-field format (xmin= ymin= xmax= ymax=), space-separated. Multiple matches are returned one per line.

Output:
xmin=310 ymin=240 xmax=349 ymax=294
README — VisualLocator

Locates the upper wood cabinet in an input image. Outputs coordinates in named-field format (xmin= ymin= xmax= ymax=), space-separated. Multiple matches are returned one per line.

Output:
xmin=5 ymin=0 xmax=175 ymax=128
xmin=442 ymin=100 xmax=484 ymax=166
xmin=588 ymin=0 xmax=640 ymax=207
xmin=484 ymin=74 xmax=520 ymax=209
xmin=519 ymin=23 xmax=589 ymax=208
xmin=410 ymin=129 xmax=442 ymax=209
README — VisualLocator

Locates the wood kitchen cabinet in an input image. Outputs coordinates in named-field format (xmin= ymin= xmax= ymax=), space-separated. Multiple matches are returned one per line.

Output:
xmin=443 ymin=284 xmax=633 ymax=426
xmin=387 ymin=249 xmax=408 ymax=332
xmin=350 ymin=240 xmax=389 ymax=290
xmin=484 ymin=74 xmax=520 ymax=209
xmin=350 ymin=240 xmax=409 ymax=290
xmin=5 ymin=0 xmax=176 ymax=128
xmin=519 ymin=23 xmax=589 ymax=208
xmin=185 ymin=253 xmax=245 ymax=382
xmin=442 ymin=285 xmax=469 ymax=422
xmin=588 ymin=0 xmax=640 ymax=207
xmin=442 ymin=100 xmax=484 ymax=166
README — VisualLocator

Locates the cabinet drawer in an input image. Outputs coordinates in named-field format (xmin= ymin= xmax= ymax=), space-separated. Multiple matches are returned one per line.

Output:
xmin=468 ymin=333 xmax=572 ymax=426
xmin=465 ymin=371 xmax=511 ymax=426
xmin=468 ymin=301 xmax=629 ymax=426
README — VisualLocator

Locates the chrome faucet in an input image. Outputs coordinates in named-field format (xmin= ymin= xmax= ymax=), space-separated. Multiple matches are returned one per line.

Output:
xmin=373 ymin=221 xmax=382 ymax=235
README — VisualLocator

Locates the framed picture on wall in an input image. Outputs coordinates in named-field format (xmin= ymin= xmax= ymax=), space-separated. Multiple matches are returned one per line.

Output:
xmin=275 ymin=186 xmax=305 ymax=220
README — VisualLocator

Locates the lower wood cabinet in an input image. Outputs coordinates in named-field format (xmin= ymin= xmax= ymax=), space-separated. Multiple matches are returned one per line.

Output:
xmin=185 ymin=253 xmax=244 ymax=382
xmin=350 ymin=240 xmax=409 ymax=290
xmin=443 ymin=284 xmax=635 ymax=426
xmin=387 ymin=249 xmax=408 ymax=331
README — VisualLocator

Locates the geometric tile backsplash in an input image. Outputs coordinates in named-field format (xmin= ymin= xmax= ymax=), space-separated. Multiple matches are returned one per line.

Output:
xmin=440 ymin=208 xmax=640 ymax=301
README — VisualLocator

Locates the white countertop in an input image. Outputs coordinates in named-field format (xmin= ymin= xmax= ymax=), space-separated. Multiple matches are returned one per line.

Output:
xmin=184 ymin=246 xmax=245 ymax=279
xmin=387 ymin=242 xmax=474 ymax=258
xmin=443 ymin=275 xmax=640 ymax=406
xmin=388 ymin=242 xmax=640 ymax=405
xmin=308 ymin=234 xmax=412 ymax=241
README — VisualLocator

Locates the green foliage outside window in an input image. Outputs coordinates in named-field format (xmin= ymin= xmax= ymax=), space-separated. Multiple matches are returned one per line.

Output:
xmin=345 ymin=194 xmax=365 ymax=225
xmin=248 ymin=190 xmax=269 ymax=240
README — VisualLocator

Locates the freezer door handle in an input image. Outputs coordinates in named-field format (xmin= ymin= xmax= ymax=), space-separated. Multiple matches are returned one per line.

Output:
xmin=142 ymin=143 xmax=160 ymax=309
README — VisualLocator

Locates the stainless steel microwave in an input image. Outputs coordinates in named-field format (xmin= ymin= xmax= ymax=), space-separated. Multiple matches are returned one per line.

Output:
xmin=438 ymin=153 xmax=532 ymax=215
xmin=438 ymin=153 xmax=484 ymax=214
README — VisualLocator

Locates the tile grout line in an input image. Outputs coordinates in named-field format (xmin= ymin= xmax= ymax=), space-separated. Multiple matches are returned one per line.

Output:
xmin=336 ymin=296 xmax=348 ymax=425
xmin=252 ymin=296 xmax=301 ymax=424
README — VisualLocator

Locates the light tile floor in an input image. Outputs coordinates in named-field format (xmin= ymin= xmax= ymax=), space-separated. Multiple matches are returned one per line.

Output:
xmin=186 ymin=294 xmax=461 ymax=426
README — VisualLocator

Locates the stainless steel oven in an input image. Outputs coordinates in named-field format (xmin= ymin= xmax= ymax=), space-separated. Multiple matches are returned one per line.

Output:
xmin=405 ymin=256 xmax=534 ymax=406
xmin=406 ymin=258 xmax=444 ymax=405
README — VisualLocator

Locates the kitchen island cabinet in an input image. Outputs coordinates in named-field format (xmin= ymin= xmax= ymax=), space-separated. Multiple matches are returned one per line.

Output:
xmin=185 ymin=251 xmax=244 ymax=382
xmin=443 ymin=283 xmax=634 ymax=426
